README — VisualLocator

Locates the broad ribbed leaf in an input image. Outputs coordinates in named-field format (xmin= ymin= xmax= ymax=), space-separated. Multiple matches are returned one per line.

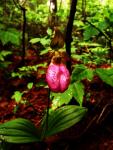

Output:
xmin=0 ymin=118 xmax=41 ymax=143
xmin=41 ymin=105 xmax=87 ymax=137
xmin=0 ymin=118 xmax=37 ymax=133
xmin=0 ymin=136 xmax=39 ymax=144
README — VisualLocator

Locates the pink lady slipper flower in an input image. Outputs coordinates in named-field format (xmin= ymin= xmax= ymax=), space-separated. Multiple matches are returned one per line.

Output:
xmin=46 ymin=52 xmax=70 ymax=93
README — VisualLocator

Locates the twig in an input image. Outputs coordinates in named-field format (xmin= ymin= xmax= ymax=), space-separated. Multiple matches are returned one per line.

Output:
xmin=97 ymin=102 xmax=113 ymax=123
xmin=86 ymin=20 xmax=110 ymax=41
xmin=13 ymin=0 xmax=21 ymax=9
xmin=85 ymin=20 xmax=113 ymax=61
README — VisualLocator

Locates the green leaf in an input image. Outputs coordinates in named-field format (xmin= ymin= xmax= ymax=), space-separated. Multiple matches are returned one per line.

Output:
xmin=0 ymin=50 xmax=12 ymax=57
xmin=50 ymin=85 xmax=73 ymax=109
xmin=0 ymin=136 xmax=39 ymax=144
xmin=0 ymin=23 xmax=5 ymax=30
xmin=0 ymin=118 xmax=41 ymax=143
xmin=83 ymin=26 xmax=99 ymax=40
xmin=0 ymin=61 xmax=12 ymax=68
xmin=27 ymin=82 xmax=33 ymax=89
xmin=40 ymin=49 xmax=49 ymax=55
xmin=97 ymin=20 xmax=108 ymax=30
xmin=78 ymin=42 xmax=101 ymax=47
xmin=73 ymin=20 xmax=84 ymax=27
xmin=36 ymin=80 xmax=46 ymax=88
xmin=40 ymin=38 xmax=50 ymax=46
xmin=109 ymin=13 xmax=113 ymax=22
xmin=0 ymin=118 xmax=35 ymax=133
xmin=96 ymin=68 xmax=113 ymax=87
xmin=72 ymin=82 xmax=85 ymax=106
xmin=11 ymin=72 xmax=23 ymax=78
xmin=71 ymin=64 xmax=86 ymax=83
xmin=0 ymin=50 xmax=12 ymax=61
xmin=86 ymin=68 xmax=94 ymax=81
xmin=29 ymin=38 xmax=40 ymax=44
xmin=0 ymin=31 xmax=9 ymax=45
xmin=0 ymin=28 xmax=21 ymax=46
xmin=12 ymin=91 xmax=23 ymax=103
xmin=47 ymin=28 xmax=52 ymax=36
xmin=41 ymin=105 xmax=87 ymax=137
xmin=71 ymin=64 xmax=94 ymax=83
xmin=90 ymin=47 xmax=109 ymax=55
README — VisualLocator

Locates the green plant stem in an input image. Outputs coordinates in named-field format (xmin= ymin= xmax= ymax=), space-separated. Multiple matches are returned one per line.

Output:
xmin=46 ymin=88 xmax=50 ymax=130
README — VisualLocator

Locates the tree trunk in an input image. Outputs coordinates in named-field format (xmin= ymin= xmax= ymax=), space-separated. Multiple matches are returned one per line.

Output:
xmin=82 ymin=0 xmax=86 ymax=22
xmin=21 ymin=7 xmax=26 ymax=66
xmin=49 ymin=0 xmax=57 ymax=13
xmin=48 ymin=0 xmax=58 ymax=29
xmin=65 ymin=0 xmax=78 ymax=74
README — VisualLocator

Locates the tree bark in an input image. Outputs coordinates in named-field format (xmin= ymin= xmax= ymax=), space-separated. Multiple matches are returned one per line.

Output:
xmin=49 ymin=0 xmax=57 ymax=13
xmin=82 ymin=0 xmax=86 ymax=22
xmin=21 ymin=7 xmax=26 ymax=66
xmin=65 ymin=0 xmax=78 ymax=74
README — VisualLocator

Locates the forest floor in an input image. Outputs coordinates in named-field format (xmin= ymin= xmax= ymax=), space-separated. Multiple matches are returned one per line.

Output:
xmin=0 ymin=49 xmax=113 ymax=150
